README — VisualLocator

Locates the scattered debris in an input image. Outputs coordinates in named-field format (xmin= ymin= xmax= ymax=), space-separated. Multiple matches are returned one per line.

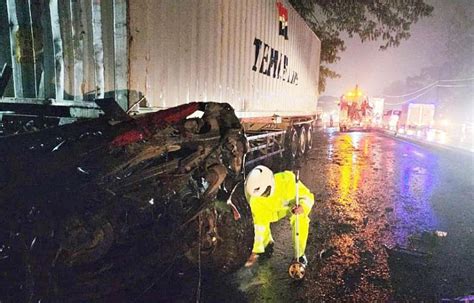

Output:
xmin=30 ymin=237 xmax=37 ymax=250
xmin=319 ymin=247 xmax=336 ymax=260
xmin=51 ymin=140 xmax=66 ymax=151
xmin=384 ymin=244 xmax=431 ymax=260
xmin=76 ymin=167 xmax=89 ymax=174
xmin=434 ymin=230 xmax=448 ymax=237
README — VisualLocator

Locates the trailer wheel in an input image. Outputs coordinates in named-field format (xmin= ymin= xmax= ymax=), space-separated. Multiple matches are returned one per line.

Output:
xmin=285 ymin=127 xmax=298 ymax=160
xmin=297 ymin=127 xmax=306 ymax=156
xmin=305 ymin=125 xmax=313 ymax=151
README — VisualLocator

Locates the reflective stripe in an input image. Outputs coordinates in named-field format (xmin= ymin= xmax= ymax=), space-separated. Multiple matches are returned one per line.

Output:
xmin=299 ymin=197 xmax=313 ymax=208
xmin=252 ymin=223 xmax=274 ymax=254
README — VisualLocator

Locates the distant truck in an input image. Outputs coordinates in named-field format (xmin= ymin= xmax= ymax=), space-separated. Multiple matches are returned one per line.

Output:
xmin=338 ymin=85 xmax=374 ymax=132
xmin=397 ymin=103 xmax=435 ymax=134
xmin=369 ymin=97 xmax=385 ymax=127
xmin=382 ymin=110 xmax=402 ymax=131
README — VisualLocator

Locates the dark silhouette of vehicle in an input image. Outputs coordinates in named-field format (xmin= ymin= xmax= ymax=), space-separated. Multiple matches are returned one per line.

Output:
xmin=0 ymin=100 xmax=253 ymax=301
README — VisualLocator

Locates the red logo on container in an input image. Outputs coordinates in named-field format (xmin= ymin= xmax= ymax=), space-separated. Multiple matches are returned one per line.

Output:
xmin=276 ymin=2 xmax=288 ymax=40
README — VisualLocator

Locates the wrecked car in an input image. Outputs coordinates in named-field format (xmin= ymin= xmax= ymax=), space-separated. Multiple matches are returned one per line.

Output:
xmin=0 ymin=101 xmax=254 ymax=301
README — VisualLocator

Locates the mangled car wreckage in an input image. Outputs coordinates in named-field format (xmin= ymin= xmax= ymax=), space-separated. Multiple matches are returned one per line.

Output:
xmin=0 ymin=101 xmax=254 ymax=301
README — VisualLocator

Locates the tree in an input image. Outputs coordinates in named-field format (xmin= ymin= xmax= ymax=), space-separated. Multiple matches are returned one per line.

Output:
xmin=289 ymin=0 xmax=434 ymax=93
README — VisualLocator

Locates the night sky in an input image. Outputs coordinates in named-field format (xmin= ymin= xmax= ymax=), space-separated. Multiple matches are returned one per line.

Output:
xmin=323 ymin=0 xmax=473 ymax=102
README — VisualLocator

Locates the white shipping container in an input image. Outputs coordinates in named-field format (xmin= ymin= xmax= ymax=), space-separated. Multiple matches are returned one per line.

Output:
xmin=0 ymin=0 xmax=320 ymax=120
xmin=128 ymin=0 xmax=321 ymax=119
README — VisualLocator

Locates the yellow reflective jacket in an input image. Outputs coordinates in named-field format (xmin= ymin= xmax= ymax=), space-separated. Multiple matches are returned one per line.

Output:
xmin=248 ymin=171 xmax=314 ymax=225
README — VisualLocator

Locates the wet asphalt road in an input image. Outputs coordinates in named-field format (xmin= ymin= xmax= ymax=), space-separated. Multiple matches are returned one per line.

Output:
xmin=201 ymin=129 xmax=474 ymax=302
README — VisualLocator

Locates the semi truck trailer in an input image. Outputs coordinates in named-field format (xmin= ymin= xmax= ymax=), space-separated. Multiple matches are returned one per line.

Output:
xmin=0 ymin=0 xmax=321 ymax=164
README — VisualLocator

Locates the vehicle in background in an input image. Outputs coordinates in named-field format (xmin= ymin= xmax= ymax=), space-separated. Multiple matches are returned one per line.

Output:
xmin=369 ymin=97 xmax=385 ymax=128
xmin=338 ymin=85 xmax=373 ymax=132
xmin=459 ymin=122 xmax=474 ymax=151
xmin=396 ymin=103 xmax=435 ymax=135
xmin=317 ymin=96 xmax=339 ymax=129
xmin=382 ymin=110 xmax=402 ymax=131
xmin=394 ymin=104 xmax=452 ymax=146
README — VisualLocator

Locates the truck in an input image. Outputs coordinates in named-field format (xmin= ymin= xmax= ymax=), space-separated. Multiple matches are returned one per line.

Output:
xmin=0 ymin=0 xmax=321 ymax=300
xmin=397 ymin=103 xmax=435 ymax=135
xmin=0 ymin=0 xmax=320 ymax=163
xmin=382 ymin=109 xmax=402 ymax=131
xmin=369 ymin=97 xmax=385 ymax=127
xmin=338 ymin=85 xmax=373 ymax=132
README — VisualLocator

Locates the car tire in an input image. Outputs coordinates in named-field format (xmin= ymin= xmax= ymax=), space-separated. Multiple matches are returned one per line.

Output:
xmin=185 ymin=182 xmax=254 ymax=274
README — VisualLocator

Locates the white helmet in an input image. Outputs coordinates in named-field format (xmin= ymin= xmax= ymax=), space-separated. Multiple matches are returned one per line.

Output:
xmin=245 ymin=165 xmax=275 ymax=197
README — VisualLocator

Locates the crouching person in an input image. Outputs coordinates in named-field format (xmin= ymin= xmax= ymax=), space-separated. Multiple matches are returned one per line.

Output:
xmin=244 ymin=165 xmax=314 ymax=267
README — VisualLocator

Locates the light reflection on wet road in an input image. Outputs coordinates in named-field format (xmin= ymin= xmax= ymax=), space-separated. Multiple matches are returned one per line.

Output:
xmin=203 ymin=130 xmax=474 ymax=302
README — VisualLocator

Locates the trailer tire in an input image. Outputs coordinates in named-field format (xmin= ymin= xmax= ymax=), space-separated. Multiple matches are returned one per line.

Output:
xmin=297 ymin=127 xmax=306 ymax=157
xmin=305 ymin=125 xmax=313 ymax=152
xmin=285 ymin=127 xmax=298 ymax=160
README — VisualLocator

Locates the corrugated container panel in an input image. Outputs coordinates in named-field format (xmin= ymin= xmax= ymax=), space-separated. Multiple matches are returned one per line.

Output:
xmin=41 ymin=0 xmax=56 ymax=99
xmin=128 ymin=0 xmax=320 ymax=118
xmin=70 ymin=0 xmax=84 ymax=100
xmin=100 ymin=0 xmax=115 ymax=99
xmin=5 ymin=0 xmax=23 ymax=97
xmin=91 ymin=0 xmax=105 ymax=99
xmin=21 ymin=0 xmax=37 ymax=97
xmin=186 ymin=0 xmax=197 ymax=104
xmin=0 ymin=0 xmax=14 ymax=96
xmin=79 ymin=0 xmax=96 ymax=100
xmin=0 ymin=0 xmax=120 ymax=108
xmin=60 ymin=0 xmax=74 ymax=99
xmin=50 ymin=0 xmax=65 ymax=100
xmin=219 ymin=1 xmax=229 ymax=103
xmin=207 ymin=0 xmax=217 ymax=102
xmin=112 ymin=0 xmax=128 ymax=109
xmin=245 ymin=0 xmax=255 ymax=111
